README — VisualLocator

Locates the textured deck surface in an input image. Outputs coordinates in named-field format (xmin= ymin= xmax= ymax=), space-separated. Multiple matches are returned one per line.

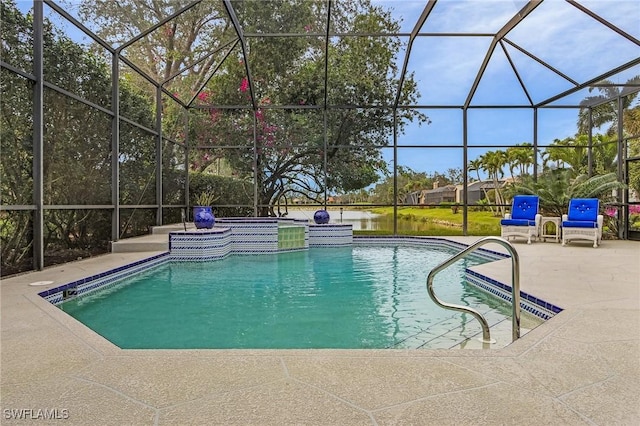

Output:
xmin=1 ymin=236 xmax=638 ymax=425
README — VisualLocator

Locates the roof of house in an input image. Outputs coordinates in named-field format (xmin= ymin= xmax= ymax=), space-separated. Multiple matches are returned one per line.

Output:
xmin=465 ymin=180 xmax=505 ymax=191
xmin=421 ymin=185 xmax=457 ymax=195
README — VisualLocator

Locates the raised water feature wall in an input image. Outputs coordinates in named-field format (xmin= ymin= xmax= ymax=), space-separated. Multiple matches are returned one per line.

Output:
xmin=168 ymin=218 xmax=352 ymax=261
xmin=278 ymin=224 xmax=306 ymax=250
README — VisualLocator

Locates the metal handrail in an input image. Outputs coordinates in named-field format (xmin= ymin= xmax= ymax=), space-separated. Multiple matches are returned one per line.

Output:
xmin=426 ymin=236 xmax=521 ymax=344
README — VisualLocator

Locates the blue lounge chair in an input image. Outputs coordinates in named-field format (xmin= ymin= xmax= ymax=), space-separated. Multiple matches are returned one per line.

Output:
xmin=562 ymin=198 xmax=603 ymax=248
xmin=500 ymin=195 xmax=541 ymax=244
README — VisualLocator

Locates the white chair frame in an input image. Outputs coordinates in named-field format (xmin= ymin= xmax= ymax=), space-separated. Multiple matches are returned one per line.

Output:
xmin=501 ymin=213 xmax=542 ymax=245
xmin=561 ymin=214 xmax=603 ymax=248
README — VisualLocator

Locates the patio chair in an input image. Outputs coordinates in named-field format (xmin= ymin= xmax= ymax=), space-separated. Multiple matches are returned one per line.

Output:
xmin=562 ymin=198 xmax=603 ymax=248
xmin=500 ymin=195 xmax=541 ymax=244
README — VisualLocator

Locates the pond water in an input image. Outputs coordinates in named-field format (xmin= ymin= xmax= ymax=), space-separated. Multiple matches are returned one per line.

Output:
xmin=286 ymin=208 xmax=458 ymax=233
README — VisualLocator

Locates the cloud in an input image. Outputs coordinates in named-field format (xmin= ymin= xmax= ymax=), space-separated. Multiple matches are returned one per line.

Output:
xmin=388 ymin=0 xmax=638 ymax=107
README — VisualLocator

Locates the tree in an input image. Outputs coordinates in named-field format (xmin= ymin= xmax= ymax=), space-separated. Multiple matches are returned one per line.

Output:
xmin=369 ymin=166 xmax=458 ymax=205
xmin=507 ymin=169 xmax=626 ymax=218
xmin=543 ymin=137 xmax=588 ymax=174
xmin=444 ymin=167 xmax=463 ymax=185
xmin=577 ymin=76 xmax=640 ymax=220
xmin=505 ymin=143 xmax=534 ymax=179
xmin=468 ymin=158 xmax=482 ymax=183
xmin=79 ymin=0 xmax=427 ymax=216
xmin=479 ymin=150 xmax=507 ymax=216
xmin=577 ymin=76 xmax=640 ymax=136
xmin=1 ymin=0 xmax=157 ymax=274
xmin=590 ymin=134 xmax=618 ymax=175
xmin=79 ymin=0 xmax=232 ymax=96
xmin=198 ymin=1 xmax=426 ymax=215
xmin=397 ymin=167 xmax=431 ymax=205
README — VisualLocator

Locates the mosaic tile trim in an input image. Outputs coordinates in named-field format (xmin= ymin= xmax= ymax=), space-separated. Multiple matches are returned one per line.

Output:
xmin=216 ymin=218 xmax=285 ymax=223
xmin=354 ymin=236 xmax=560 ymax=320
xmin=304 ymin=225 xmax=310 ymax=249
xmin=465 ymin=269 xmax=563 ymax=320
xmin=169 ymin=220 xmax=317 ymax=257
xmin=353 ymin=236 xmax=508 ymax=262
xmin=39 ymin=232 xmax=561 ymax=324
xmin=169 ymin=229 xmax=232 ymax=262
xmin=38 ymin=253 xmax=169 ymax=305
xmin=309 ymin=224 xmax=353 ymax=247
xmin=223 ymin=222 xmax=279 ymax=253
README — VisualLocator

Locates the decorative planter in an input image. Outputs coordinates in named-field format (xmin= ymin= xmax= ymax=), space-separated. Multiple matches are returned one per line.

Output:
xmin=313 ymin=209 xmax=330 ymax=224
xmin=193 ymin=206 xmax=215 ymax=229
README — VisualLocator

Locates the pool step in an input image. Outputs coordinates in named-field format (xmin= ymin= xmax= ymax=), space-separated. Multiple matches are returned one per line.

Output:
xmin=151 ymin=223 xmax=196 ymax=234
xmin=391 ymin=307 xmax=538 ymax=350
xmin=110 ymin=233 xmax=170 ymax=253
xmin=110 ymin=223 xmax=194 ymax=253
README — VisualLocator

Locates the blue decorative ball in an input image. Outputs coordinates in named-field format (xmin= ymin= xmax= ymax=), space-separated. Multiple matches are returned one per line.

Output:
xmin=313 ymin=209 xmax=330 ymax=224
xmin=193 ymin=206 xmax=215 ymax=229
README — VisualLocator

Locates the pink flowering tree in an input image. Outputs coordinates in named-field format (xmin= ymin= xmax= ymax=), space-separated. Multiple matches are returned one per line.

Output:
xmin=186 ymin=1 xmax=426 ymax=215
xmin=81 ymin=0 xmax=426 ymax=216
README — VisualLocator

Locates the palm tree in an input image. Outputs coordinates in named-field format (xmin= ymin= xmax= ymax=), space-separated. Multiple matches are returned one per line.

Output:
xmin=506 ymin=149 xmax=518 ymax=181
xmin=506 ymin=143 xmax=534 ymax=179
xmin=577 ymin=75 xmax=640 ymax=136
xmin=468 ymin=158 xmax=482 ymax=182
xmin=507 ymin=170 xmax=626 ymax=217
xmin=479 ymin=150 xmax=507 ymax=216
xmin=543 ymin=137 xmax=588 ymax=175
xmin=468 ymin=157 xmax=492 ymax=211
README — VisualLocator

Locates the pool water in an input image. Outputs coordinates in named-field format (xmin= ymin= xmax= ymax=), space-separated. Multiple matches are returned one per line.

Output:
xmin=61 ymin=245 xmax=521 ymax=349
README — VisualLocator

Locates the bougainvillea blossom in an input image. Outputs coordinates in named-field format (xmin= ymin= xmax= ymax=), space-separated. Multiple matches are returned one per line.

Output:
xmin=240 ymin=77 xmax=249 ymax=92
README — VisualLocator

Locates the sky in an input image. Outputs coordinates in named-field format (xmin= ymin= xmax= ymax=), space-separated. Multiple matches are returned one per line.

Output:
xmin=375 ymin=0 xmax=640 ymax=178
xmin=14 ymin=0 xmax=640 ymax=181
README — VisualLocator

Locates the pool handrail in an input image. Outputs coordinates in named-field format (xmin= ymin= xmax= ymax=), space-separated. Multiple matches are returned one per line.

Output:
xmin=426 ymin=236 xmax=521 ymax=344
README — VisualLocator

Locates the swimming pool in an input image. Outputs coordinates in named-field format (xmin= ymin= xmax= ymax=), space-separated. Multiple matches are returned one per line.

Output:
xmin=59 ymin=244 xmax=544 ymax=349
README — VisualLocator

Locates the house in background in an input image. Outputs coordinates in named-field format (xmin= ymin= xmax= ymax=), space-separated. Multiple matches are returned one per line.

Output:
xmin=406 ymin=181 xmax=458 ymax=205
xmin=457 ymin=180 xmax=506 ymax=204
xmin=422 ymin=181 xmax=457 ymax=204
xmin=406 ymin=179 xmax=514 ymax=206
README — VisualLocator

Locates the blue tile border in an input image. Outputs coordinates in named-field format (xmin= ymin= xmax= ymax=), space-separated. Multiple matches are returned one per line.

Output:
xmin=353 ymin=236 xmax=561 ymax=320
xmin=465 ymin=272 xmax=562 ymax=320
xmin=38 ymin=252 xmax=170 ymax=305
xmin=39 ymin=234 xmax=561 ymax=322
xmin=353 ymin=236 xmax=509 ymax=262
xmin=170 ymin=220 xmax=352 ymax=258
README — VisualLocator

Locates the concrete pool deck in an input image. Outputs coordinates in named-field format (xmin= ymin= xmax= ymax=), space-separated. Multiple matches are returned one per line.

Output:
xmin=1 ymin=236 xmax=638 ymax=425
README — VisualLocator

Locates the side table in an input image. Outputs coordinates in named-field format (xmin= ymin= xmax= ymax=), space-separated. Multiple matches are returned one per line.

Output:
xmin=540 ymin=216 xmax=561 ymax=242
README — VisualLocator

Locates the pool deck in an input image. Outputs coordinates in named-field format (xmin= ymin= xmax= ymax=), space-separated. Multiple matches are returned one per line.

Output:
xmin=1 ymin=236 xmax=639 ymax=425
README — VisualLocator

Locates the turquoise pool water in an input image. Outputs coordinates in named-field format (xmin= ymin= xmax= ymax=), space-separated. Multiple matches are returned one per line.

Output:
xmin=61 ymin=245 xmax=517 ymax=349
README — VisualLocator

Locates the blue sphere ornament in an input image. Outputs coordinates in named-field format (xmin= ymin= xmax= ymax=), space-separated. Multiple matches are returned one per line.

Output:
xmin=193 ymin=206 xmax=215 ymax=229
xmin=313 ymin=209 xmax=330 ymax=224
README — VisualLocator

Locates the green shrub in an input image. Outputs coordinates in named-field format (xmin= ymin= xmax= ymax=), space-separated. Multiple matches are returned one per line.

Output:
xmin=189 ymin=173 xmax=253 ymax=217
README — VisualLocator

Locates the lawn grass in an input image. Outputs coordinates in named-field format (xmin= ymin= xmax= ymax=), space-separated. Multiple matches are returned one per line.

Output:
xmin=366 ymin=206 xmax=502 ymax=236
